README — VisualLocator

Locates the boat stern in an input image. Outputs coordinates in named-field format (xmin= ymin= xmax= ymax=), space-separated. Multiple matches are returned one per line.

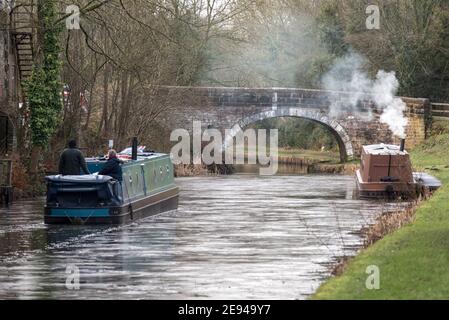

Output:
xmin=44 ymin=206 xmax=126 ymax=225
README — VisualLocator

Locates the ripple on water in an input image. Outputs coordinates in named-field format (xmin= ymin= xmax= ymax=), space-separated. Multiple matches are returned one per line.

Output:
xmin=0 ymin=175 xmax=405 ymax=299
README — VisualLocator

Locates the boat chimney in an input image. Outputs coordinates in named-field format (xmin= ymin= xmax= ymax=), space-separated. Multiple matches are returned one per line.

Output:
xmin=400 ymin=139 xmax=406 ymax=152
xmin=132 ymin=137 xmax=138 ymax=160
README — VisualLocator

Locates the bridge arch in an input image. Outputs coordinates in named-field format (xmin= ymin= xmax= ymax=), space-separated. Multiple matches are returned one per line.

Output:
xmin=223 ymin=107 xmax=354 ymax=163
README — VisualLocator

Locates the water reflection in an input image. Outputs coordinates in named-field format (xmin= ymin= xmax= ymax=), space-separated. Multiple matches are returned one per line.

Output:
xmin=233 ymin=163 xmax=309 ymax=175
xmin=0 ymin=175 xmax=402 ymax=299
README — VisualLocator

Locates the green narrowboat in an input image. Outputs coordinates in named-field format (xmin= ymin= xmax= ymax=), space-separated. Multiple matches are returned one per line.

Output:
xmin=44 ymin=150 xmax=179 ymax=225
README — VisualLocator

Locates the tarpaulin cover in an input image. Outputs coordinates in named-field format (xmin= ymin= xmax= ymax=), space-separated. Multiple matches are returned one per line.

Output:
xmin=46 ymin=175 xmax=122 ymax=207
xmin=46 ymin=175 xmax=113 ymax=184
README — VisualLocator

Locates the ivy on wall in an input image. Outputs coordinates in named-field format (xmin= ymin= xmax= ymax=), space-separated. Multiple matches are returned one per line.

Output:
xmin=24 ymin=0 xmax=62 ymax=148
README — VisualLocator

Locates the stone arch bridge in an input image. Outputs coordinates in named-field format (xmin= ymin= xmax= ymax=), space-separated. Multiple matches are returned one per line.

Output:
xmin=155 ymin=86 xmax=431 ymax=162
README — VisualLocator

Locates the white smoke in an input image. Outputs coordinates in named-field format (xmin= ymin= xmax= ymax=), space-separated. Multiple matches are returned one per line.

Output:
xmin=322 ymin=52 xmax=408 ymax=138
xmin=374 ymin=71 xmax=408 ymax=139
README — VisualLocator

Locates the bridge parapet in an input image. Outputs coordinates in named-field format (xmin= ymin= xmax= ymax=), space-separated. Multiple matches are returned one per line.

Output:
xmin=157 ymin=86 xmax=427 ymax=113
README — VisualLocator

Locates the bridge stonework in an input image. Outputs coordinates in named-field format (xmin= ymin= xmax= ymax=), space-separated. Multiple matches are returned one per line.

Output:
xmin=156 ymin=86 xmax=430 ymax=162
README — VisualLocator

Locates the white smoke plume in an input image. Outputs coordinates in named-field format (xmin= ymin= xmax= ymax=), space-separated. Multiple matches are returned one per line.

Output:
xmin=374 ymin=71 xmax=408 ymax=139
xmin=322 ymin=52 xmax=408 ymax=138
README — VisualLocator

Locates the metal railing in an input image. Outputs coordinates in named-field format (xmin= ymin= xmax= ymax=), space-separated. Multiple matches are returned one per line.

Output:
xmin=431 ymin=103 xmax=449 ymax=119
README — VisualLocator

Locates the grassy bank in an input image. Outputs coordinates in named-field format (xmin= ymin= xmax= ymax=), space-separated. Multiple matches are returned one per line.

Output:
xmin=241 ymin=146 xmax=340 ymax=163
xmin=313 ymin=131 xmax=449 ymax=299
xmin=277 ymin=148 xmax=340 ymax=163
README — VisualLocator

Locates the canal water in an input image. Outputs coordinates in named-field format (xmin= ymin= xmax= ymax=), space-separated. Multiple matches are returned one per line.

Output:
xmin=0 ymin=174 xmax=402 ymax=299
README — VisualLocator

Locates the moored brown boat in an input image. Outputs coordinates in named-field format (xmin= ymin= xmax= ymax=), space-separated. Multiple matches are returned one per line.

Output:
xmin=355 ymin=140 xmax=440 ymax=200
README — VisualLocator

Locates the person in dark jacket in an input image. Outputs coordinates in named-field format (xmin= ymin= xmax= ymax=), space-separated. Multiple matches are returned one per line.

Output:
xmin=58 ymin=140 xmax=91 ymax=175
xmin=99 ymin=149 xmax=123 ymax=181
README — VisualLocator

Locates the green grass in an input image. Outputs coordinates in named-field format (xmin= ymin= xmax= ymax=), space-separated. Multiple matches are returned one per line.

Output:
xmin=277 ymin=148 xmax=340 ymax=163
xmin=236 ymin=145 xmax=341 ymax=163
xmin=312 ymin=131 xmax=449 ymax=300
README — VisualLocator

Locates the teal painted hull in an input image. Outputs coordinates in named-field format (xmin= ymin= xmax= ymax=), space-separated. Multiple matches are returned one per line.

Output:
xmin=51 ymin=208 xmax=110 ymax=218
xmin=45 ymin=153 xmax=179 ymax=225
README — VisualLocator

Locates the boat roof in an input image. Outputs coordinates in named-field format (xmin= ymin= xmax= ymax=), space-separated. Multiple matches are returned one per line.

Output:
xmin=363 ymin=144 xmax=408 ymax=155
xmin=86 ymin=152 xmax=169 ymax=163
xmin=128 ymin=153 xmax=168 ymax=160
xmin=413 ymin=172 xmax=442 ymax=188
xmin=46 ymin=174 xmax=113 ymax=183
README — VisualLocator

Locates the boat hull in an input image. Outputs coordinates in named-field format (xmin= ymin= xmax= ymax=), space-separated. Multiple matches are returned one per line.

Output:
xmin=355 ymin=169 xmax=418 ymax=200
xmin=44 ymin=187 xmax=179 ymax=225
